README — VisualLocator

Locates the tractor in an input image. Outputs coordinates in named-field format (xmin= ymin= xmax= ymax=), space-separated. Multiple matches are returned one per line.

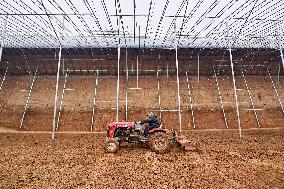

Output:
xmin=105 ymin=121 xmax=198 ymax=154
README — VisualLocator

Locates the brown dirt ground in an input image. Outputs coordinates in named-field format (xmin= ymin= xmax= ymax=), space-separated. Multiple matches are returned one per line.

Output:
xmin=0 ymin=129 xmax=283 ymax=188
xmin=0 ymin=75 xmax=283 ymax=188
xmin=0 ymin=75 xmax=283 ymax=131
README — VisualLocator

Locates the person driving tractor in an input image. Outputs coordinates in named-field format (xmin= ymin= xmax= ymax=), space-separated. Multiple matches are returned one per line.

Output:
xmin=140 ymin=112 xmax=161 ymax=140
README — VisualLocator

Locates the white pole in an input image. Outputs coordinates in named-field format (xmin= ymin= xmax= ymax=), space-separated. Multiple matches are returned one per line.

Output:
xmin=52 ymin=15 xmax=64 ymax=141
xmin=116 ymin=16 xmax=121 ymax=122
xmin=125 ymin=48 xmax=128 ymax=120
xmin=226 ymin=20 xmax=242 ymax=140
xmin=52 ymin=46 xmax=62 ymax=140
xmin=55 ymin=71 xmax=68 ymax=131
xmin=136 ymin=54 xmax=139 ymax=88
xmin=176 ymin=45 xmax=182 ymax=132
xmin=157 ymin=68 xmax=161 ymax=120
xmin=91 ymin=70 xmax=99 ymax=131
xmin=0 ymin=15 xmax=8 ymax=62
xmin=185 ymin=71 xmax=196 ymax=128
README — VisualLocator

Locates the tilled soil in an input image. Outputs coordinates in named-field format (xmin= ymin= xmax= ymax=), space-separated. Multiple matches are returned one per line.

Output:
xmin=0 ymin=129 xmax=283 ymax=188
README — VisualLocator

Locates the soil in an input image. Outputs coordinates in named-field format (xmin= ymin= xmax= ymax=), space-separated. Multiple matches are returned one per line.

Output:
xmin=0 ymin=75 xmax=283 ymax=131
xmin=0 ymin=129 xmax=283 ymax=188
xmin=0 ymin=74 xmax=283 ymax=188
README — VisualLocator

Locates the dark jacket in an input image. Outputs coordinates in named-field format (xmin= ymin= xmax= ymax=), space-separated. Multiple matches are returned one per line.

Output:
xmin=141 ymin=114 xmax=160 ymax=128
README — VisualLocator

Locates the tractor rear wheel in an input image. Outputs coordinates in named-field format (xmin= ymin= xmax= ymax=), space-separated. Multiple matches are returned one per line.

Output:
xmin=106 ymin=139 xmax=119 ymax=153
xmin=149 ymin=132 xmax=171 ymax=154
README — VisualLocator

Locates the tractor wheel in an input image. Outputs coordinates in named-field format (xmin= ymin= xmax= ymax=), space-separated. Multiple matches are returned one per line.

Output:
xmin=149 ymin=132 xmax=171 ymax=154
xmin=106 ymin=139 xmax=119 ymax=153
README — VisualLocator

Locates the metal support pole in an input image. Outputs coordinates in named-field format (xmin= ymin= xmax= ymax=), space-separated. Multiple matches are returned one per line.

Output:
xmin=197 ymin=52 xmax=200 ymax=84
xmin=157 ymin=68 xmax=162 ymax=121
xmin=55 ymin=71 xmax=68 ymax=131
xmin=240 ymin=68 xmax=260 ymax=127
xmin=226 ymin=21 xmax=242 ymax=140
xmin=52 ymin=46 xmax=62 ymax=140
xmin=20 ymin=67 xmax=38 ymax=129
xmin=185 ymin=71 xmax=196 ymax=129
xmin=91 ymin=70 xmax=99 ymax=131
xmin=213 ymin=69 xmax=229 ymax=128
xmin=0 ymin=15 xmax=8 ymax=62
xmin=136 ymin=54 xmax=139 ymax=88
xmin=267 ymin=69 xmax=284 ymax=114
xmin=116 ymin=16 xmax=121 ymax=122
xmin=0 ymin=67 xmax=8 ymax=91
xmin=52 ymin=15 xmax=65 ymax=141
xmin=175 ymin=44 xmax=182 ymax=131
xmin=125 ymin=48 xmax=128 ymax=120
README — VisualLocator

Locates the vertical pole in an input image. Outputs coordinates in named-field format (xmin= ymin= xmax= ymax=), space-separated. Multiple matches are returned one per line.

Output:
xmin=139 ymin=25 xmax=141 ymax=48
xmin=185 ymin=71 xmax=196 ymax=128
xmin=116 ymin=16 xmax=121 ymax=122
xmin=52 ymin=15 xmax=64 ymax=141
xmin=0 ymin=15 xmax=8 ymax=62
xmin=52 ymin=46 xmax=62 ymax=140
xmin=176 ymin=45 xmax=182 ymax=132
xmin=157 ymin=67 xmax=162 ymax=120
xmin=91 ymin=70 xmax=99 ymax=131
xmin=55 ymin=71 xmax=68 ymax=132
xmin=197 ymin=52 xmax=200 ymax=84
xmin=125 ymin=48 xmax=128 ymax=120
xmin=174 ymin=21 xmax=182 ymax=132
xmin=226 ymin=20 xmax=242 ymax=140
xmin=136 ymin=53 xmax=139 ymax=88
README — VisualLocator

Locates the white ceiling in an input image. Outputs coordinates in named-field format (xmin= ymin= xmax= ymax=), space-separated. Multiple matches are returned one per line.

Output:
xmin=0 ymin=0 xmax=283 ymax=48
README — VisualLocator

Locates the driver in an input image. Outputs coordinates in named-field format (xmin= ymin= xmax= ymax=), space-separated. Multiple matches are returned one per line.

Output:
xmin=140 ymin=112 xmax=161 ymax=139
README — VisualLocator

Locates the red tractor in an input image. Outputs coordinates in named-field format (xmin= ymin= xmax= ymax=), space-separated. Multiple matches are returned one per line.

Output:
xmin=105 ymin=121 xmax=198 ymax=154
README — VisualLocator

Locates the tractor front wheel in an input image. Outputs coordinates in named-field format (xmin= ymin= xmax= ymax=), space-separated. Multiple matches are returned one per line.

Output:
xmin=106 ymin=139 xmax=119 ymax=153
xmin=149 ymin=132 xmax=171 ymax=154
